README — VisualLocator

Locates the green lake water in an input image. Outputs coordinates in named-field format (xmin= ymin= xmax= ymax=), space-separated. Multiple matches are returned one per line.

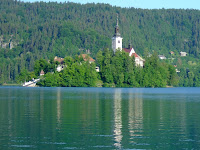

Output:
xmin=0 ymin=87 xmax=200 ymax=149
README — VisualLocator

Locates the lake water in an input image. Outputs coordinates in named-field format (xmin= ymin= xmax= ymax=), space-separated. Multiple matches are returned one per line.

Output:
xmin=0 ymin=87 xmax=200 ymax=149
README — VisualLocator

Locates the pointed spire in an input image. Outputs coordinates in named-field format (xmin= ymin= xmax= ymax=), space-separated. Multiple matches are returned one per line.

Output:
xmin=128 ymin=37 xmax=132 ymax=49
xmin=117 ymin=14 xmax=119 ymax=27
xmin=114 ymin=13 xmax=120 ymax=37
xmin=128 ymin=43 xmax=132 ymax=49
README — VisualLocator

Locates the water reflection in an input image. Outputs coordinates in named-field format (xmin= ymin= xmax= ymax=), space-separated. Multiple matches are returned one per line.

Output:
xmin=128 ymin=91 xmax=143 ymax=140
xmin=39 ymin=89 xmax=44 ymax=124
xmin=57 ymin=88 xmax=61 ymax=126
xmin=179 ymin=100 xmax=187 ymax=135
xmin=1 ymin=87 xmax=200 ymax=149
xmin=8 ymin=88 xmax=13 ymax=139
xmin=113 ymin=88 xmax=123 ymax=149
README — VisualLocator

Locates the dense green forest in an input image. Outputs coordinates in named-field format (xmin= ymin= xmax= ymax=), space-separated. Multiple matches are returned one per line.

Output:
xmin=1 ymin=0 xmax=200 ymax=86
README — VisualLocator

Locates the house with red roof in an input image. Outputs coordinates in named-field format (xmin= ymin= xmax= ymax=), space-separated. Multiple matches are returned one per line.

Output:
xmin=54 ymin=56 xmax=65 ymax=72
xmin=79 ymin=54 xmax=99 ymax=72
xmin=80 ymin=54 xmax=95 ymax=64
xmin=123 ymin=44 xmax=145 ymax=67
xmin=40 ymin=70 xmax=45 ymax=76
xmin=54 ymin=56 xmax=64 ymax=64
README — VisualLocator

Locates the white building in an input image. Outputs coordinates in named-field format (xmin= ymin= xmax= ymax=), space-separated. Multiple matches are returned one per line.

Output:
xmin=112 ymin=17 xmax=144 ymax=67
xmin=123 ymin=44 xmax=145 ymax=67
xmin=112 ymin=16 xmax=123 ymax=53
xmin=95 ymin=66 xmax=100 ymax=72
xmin=158 ymin=55 xmax=166 ymax=60
xmin=56 ymin=65 xmax=64 ymax=72
xmin=54 ymin=56 xmax=65 ymax=72
xmin=180 ymin=51 xmax=187 ymax=57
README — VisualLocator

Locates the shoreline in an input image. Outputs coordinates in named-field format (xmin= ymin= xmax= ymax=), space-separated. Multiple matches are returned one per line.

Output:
xmin=2 ymin=83 xmax=21 ymax=86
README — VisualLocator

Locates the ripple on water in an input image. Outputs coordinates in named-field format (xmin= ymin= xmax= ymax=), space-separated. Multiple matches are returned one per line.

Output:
xmin=179 ymin=139 xmax=195 ymax=142
xmin=41 ymin=142 xmax=66 ymax=145
xmin=92 ymin=145 xmax=112 ymax=148
xmin=11 ymin=145 xmax=36 ymax=148
xmin=62 ymin=147 xmax=83 ymax=149
xmin=93 ymin=134 xmax=113 ymax=137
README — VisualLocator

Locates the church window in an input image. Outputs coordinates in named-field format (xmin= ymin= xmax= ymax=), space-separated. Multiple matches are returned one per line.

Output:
xmin=118 ymin=40 xmax=120 ymax=43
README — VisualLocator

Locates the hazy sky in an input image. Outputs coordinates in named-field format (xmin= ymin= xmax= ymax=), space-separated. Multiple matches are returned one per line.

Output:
xmin=22 ymin=0 xmax=200 ymax=10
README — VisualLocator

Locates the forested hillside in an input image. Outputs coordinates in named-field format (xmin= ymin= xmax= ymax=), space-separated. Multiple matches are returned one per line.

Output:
xmin=0 ymin=0 xmax=200 ymax=85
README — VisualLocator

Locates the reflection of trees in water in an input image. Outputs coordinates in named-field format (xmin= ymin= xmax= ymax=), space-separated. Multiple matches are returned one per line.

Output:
xmin=2 ymin=87 xmax=198 ymax=149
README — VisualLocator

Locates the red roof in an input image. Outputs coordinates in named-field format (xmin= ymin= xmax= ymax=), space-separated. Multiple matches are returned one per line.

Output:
xmin=80 ymin=54 xmax=95 ymax=62
xmin=40 ymin=70 xmax=45 ymax=75
xmin=123 ymin=48 xmax=131 ymax=53
xmin=123 ymin=48 xmax=139 ymax=58
xmin=54 ymin=56 xmax=64 ymax=64
xmin=131 ymin=53 xmax=139 ymax=57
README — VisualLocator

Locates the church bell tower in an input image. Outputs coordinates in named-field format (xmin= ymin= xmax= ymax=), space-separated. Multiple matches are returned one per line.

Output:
xmin=112 ymin=15 xmax=123 ymax=53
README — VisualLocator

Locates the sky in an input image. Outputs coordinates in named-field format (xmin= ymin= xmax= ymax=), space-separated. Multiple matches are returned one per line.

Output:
xmin=22 ymin=0 xmax=200 ymax=10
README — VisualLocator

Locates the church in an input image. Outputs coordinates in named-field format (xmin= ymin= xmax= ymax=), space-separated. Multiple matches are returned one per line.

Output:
xmin=112 ymin=17 xmax=145 ymax=67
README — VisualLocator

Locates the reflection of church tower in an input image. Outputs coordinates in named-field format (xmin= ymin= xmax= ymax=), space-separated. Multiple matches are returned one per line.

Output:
xmin=112 ymin=15 xmax=123 ymax=53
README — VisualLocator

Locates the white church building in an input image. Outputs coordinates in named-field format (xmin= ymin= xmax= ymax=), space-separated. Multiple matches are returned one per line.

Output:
xmin=112 ymin=16 xmax=145 ymax=67
xmin=112 ymin=17 xmax=123 ymax=53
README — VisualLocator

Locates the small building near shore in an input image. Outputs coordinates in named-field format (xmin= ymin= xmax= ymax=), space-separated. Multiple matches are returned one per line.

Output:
xmin=170 ymin=51 xmax=174 ymax=55
xmin=40 ymin=70 xmax=45 ymax=76
xmin=180 ymin=51 xmax=187 ymax=57
xmin=54 ymin=56 xmax=65 ymax=72
xmin=158 ymin=55 xmax=167 ymax=60
xmin=80 ymin=54 xmax=95 ymax=64
xmin=95 ymin=66 xmax=100 ymax=72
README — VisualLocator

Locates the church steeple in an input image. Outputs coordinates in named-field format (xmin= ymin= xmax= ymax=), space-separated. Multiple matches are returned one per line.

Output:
xmin=128 ymin=38 xmax=132 ymax=49
xmin=114 ymin=14 xmax=121 ymax=37
xmin=128 ymin=43 xmax=132 ymax=49
xmin=112 ymin=14 xmax=123 ymax=53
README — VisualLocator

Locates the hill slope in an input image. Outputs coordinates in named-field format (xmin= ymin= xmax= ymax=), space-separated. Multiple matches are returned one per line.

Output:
xmin=0 ymin=0 xmax=200 ymax=83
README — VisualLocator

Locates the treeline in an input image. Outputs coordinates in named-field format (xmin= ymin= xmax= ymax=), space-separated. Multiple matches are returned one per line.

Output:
xmin=96 ymin=49 xmax=178 ymax=87
xmin=33 ymin=56 xmax=98 ymax=87
xmin=178 ymin=67 xmax=200 ymax=87
xmin=17 ymin=49 xmax=200 ymax=87
xmin=0 ymin=0 xmax=200 ymax=85
xmin=28 ymin=49 xmax=178 ymax=87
